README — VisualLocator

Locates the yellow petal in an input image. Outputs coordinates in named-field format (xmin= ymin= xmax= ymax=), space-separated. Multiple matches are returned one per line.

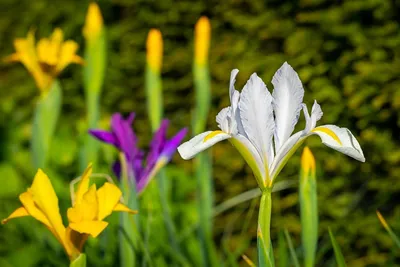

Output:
xmin=2 ymin=207 xmax=29 ymax=224
xmin=55 ymin=40 xmax=83 ymax=74
xmin=146 ymin=29 xmax=163 ymax=72
xmin=36 ymin=38 xmax=53 ymax=65
xmin=83 ymin=2 xmax=104 ymax=41
xmin=69 ymin=220 xmax=108 ymax=238
xmin=75 ymin=164 xmax=93 ymax=205
xmin=113 ymin=203 xmax=138 ymax=215
xmin=68 ymin=184 xmax=98 ymax=223
xmin=28 ymin=169 xmax=66 ymax=243
xmin=19 ymin=191 xmax=52 ymax=228
xmin=96 ymin=182 xmax=122 ymax=221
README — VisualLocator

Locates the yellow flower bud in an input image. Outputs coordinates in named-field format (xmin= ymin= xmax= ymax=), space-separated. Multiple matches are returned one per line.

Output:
xmin=83 ymin=2 xmax=104 ymax=41
xmin=146 ymin=29 xmax=163 ymax=73
xmin=194 ymin=16 xmax=210 ymax=66
xmin=301 ymin=146 xmax=316 ymax=177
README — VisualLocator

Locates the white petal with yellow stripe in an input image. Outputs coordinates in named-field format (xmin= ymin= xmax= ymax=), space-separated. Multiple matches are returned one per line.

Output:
xmin=178 ymin=130 xmax=231 ymax=160
xmin=311 ymin=125 xmax=365 ymax=162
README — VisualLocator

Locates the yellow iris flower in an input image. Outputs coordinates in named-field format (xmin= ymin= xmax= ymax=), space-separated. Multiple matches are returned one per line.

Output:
xmin=5 ymin=28 xmax=84 ymax=93
xmin=2 ymin=164 xmax=137 ymax=261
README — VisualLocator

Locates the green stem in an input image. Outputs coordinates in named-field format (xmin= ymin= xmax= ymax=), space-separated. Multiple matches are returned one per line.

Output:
xmin=70 ymin=254 xmax=86 ymax=267
xmin=258 ymin=189 xmax=274 ymax=267
xmin=157 ymin=169 xmax=180 ymax=253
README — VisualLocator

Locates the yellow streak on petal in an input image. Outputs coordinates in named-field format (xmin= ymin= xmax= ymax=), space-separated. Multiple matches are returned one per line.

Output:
xmin=194 ymin=16 xmax=210 ymax=65
xmin=96 ymin=182 xmax=122 ymax=221
xmin=69 ymin=221 xmax=108 ymax=238
xmin=83 ymin=2 xmax=104 ymax=41
xmin=146 ymin=29 xmax=163 ymax=72
xmin=376 ymin=211 xmax=390 ymax=230
xmin=312 ymin=127 xmax=343 ymax=146
xmin=113 ymin=203 xmax=138 ymax=215
xmin=75 ymin=163 xmax=93 ymax=205
xmin=2 ymin=207 xmax=29 ymax=224
xmin=203 ymin=130 xmax=224 ymax=143
xmin=301 ymin=146 xmax=316 ymax=176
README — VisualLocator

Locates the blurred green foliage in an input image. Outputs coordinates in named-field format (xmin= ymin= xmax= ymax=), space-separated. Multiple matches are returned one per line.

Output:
xmin=1 ymin=0 xmax=400 ymax=266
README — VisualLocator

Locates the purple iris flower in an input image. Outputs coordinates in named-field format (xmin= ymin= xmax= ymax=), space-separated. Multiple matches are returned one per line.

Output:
xmin=89 ymin=113 xmax=187 ymax=193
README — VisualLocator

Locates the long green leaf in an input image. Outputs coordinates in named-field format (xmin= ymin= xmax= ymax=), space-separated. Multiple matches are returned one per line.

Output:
xmin=376 ymin=211 xmax=400 ymax=249
xmin=328 ymin=228 xmax=347 ymax=267
xmin=32 ymin=80 xmax=62 ymax=169
xmin=283 ymin=229 xmax=300 ymax=267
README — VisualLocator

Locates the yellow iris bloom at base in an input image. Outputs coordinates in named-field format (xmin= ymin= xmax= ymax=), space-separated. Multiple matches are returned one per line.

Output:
xmin=2 ymin=164 xmax=136 ymax=261
xmin=5 ymin=28 xmax=84 ymax=94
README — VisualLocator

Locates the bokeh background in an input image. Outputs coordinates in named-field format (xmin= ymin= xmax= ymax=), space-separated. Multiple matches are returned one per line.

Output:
xmin=1 ymin=0 xmax=400 ymax=266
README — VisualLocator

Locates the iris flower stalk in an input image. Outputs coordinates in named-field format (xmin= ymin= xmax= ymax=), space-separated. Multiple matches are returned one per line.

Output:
xmin=81 ymin=2 xmax=107 ymax=170
xmin=2 ymin=164 xmax=136 ymax=266
xmin=178 ymin=62 xmax=365 ymax=265
xmin=5 ymin=28 xmax=83 ymax=168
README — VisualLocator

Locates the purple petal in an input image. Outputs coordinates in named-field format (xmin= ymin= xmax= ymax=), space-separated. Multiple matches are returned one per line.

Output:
xmin=111 ymin=113 xmax=138 ymax=161
xmin=127 ymin=112 xmax=136 ymax=125
xmin=161 ymin=127 xmax=188 ymax=160
xmin=88 ymin=129 xmax=118 ymax=146
xmin=112 ymin=160 xmax=121 ymax=178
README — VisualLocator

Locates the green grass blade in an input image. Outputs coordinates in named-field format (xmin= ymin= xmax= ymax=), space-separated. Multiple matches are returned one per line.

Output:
xmin=328 ymin=228 xmax=347 ymax=267
xmin=377 ymin=211 xmax=400 ymax=249
xmin=283 ymin=229 xmax=300 ymax=267
xmin=278 ymin=230 xmax=288 ymax=267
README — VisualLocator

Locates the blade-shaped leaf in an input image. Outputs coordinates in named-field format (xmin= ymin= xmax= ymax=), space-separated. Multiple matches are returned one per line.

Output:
xmin=283 ymin=229 xmax=300 ymax=267
xmin=328 ymin=228 xmax=347 ymax=267
xmin=376 ymin=211 xmax=400 ymax=249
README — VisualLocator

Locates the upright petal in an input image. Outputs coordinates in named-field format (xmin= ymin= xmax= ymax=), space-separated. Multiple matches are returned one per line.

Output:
xmin=56 ymin=40 xmax=84 ymax=73
xmin=311 ymin=125 xmax=365 ymax=162
xmin=28 ymin=169 xmax=66 ymax=246
xmin=178 ymin=131 xmax=231 ymax=160
xmin=96 ymin=183 xmax=122 ymax=221
xmin=111 ymin=113 xmax=137 ymax=161
xmin=229 ymin=69 xmax=240 ymax=106
xmin=272 ymin=62 xmax=304 ymax=151
xmin=239 ymin=73 xmax=275 ymax=169
xmin=75 ymin=164 xmax=93 ymax=205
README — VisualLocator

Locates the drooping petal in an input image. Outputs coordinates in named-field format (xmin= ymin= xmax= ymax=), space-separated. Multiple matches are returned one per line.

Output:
xmin=178 ymin=131 xmax=231 ymax=160
xmin=96 ymin=183 xmax=122 ymax=221
xmin=2 ymin=207 xmax=29 ymax=224
xmin=311 ymin=125 xmax=365 ymax=162
xmin=113 ymin=203 xmax=138 ymax=214
xmin=161 ymin=127 xmax=188 ymax=160
xmin=239 ymin=73 xmax=275 ymax=169
xmin=88 ymin=129 xmax=118 ymax=146
xmin=272 ymin=62 xmax=304 ymax=151
xmin=75 ymin=164 xmax=93 ymax=205
xmin=68 ymin=220 xmax=108 ymax=238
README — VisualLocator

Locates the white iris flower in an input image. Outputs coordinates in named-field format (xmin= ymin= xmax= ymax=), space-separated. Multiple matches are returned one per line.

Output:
xmin=178 ymin=62 xmax=365 ymax=189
